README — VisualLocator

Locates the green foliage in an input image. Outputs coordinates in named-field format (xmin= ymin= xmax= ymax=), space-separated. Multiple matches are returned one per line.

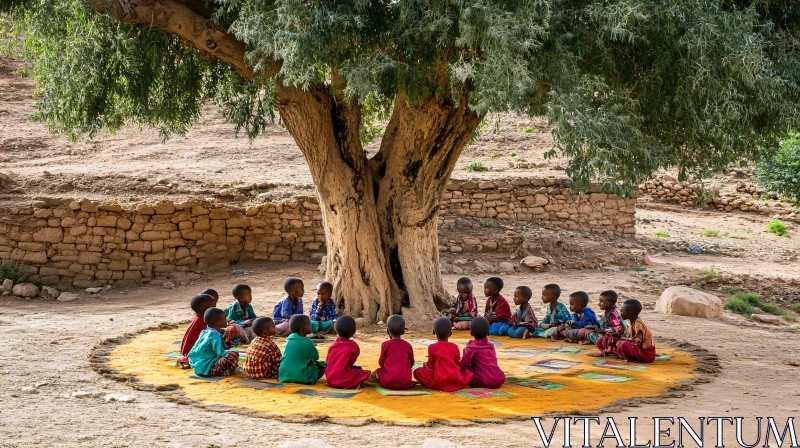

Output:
xmin=479 ymin=219 xmax=496 ymax=228
xmin=653 ymin=230 xmax=669 ymax=237
xmin=523 ymin=127 xmax=533 ymax=133
xmin=702 ymin=268 xmax=718 ymax=280
xmin=465 ymin=161 xmax=488 ymax=172
xmin=725 ymin=292 xmax=788 ymax=317
xmin=766 ymin=219 xmax=788 ymax=236
xmin=794 ymin=303 xmax=800 ymax=313
xmin=702 ymin=229 xmax=722 ymax=238
xmin=0 ymin=260 xmax=31 ymax=284
xmin=724 ymin=296 xmax=754 ymax=315
xmin=755 ymin=134 xmax=800 ymax=201
xmin=3 ymin=0 xmax=800 ymax=194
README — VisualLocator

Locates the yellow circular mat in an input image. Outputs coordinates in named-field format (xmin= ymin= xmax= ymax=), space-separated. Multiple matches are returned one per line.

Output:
xmin=108 ymin=329 xmax=696 ymax=423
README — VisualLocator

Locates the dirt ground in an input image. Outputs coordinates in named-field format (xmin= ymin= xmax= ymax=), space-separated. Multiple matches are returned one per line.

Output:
xmin=1 ymin=262 xmax=799 ymax=447
xmin=3 ymin=54 xmax=800 ymax=447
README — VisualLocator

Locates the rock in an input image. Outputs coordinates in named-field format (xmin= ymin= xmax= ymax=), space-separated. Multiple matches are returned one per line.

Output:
xmin=103 ymin=393 xmax=136 ymax=403
xmin=654 ymin=286 xmax=723 ymax=319
xmin=317 ymin=256 xmax=327 ymax=275
xmin=12 ymin=283 xmax=39 ymax=298
xmin=751 ymin=314 xmax=783 ymax=325
xmin=21 ymin=387 xmax=39 ymax=394
xmin=520 ymin=256 xmax=549 ymax=269
xmin=12 ymin=187 xmax=26 ymax=194
xmin=498 ymin=262 xmax=516 ymax=273
xmin=85 ymin=287 xmax=102 ymax=294
xmin=2 ymin=279 xmax=11 ymax=293
xmin=473 ymin=260 xmax=494 ymax=273
xmin=72 ymin=391 xmax=104 ymax=399
xmin=40 ymin=286 xmax=61 ymax=300
xmin=57 ymin=292 xmax=80 ymax=302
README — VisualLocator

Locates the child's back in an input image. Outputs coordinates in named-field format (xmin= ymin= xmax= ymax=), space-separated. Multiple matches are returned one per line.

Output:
xmin=245 ymin=318 xmax=282 ymax=380
xmin=325 ymin=338 xmax=371 ymax=389
xmin=460 ymin=317 xmax=505 ymax=389
xmin=188 ymin=307 xmax=240 ymax=377
xmin=376 ymin=338 xmax=415 ymax=390
xmin=414 ymin=340 xmax=473 ymax=392
xmin=278 ymin=315 xmax=326 ymax=384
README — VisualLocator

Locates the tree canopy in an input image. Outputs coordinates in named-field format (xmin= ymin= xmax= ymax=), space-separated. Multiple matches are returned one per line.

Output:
xmin=2 ymin=0 xmax=799 ymax=193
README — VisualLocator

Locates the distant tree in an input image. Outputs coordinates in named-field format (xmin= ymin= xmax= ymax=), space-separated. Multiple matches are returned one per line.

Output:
xmin=2 ymin=0 xmax=798 ymax=322
xmin=756 ymin=134 xmax=800 ymax=201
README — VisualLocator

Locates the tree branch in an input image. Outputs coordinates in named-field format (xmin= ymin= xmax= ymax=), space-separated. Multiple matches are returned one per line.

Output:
xmin=90 ymin=0 xmax=281 ymax=80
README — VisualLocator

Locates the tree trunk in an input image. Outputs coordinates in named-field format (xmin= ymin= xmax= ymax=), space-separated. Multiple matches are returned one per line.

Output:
xmin=278 ymin=85 xmax=481 ymax=323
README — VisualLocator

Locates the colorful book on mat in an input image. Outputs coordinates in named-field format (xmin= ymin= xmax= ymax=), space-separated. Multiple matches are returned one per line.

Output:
xmin=526 ymin=359 xmax=580 ymax=371
xmin=498 ymin=349 xmax=549 ymax=357
xmin=410 ymin=339 xmax=437 ymax=346
xmin=188 ymin=375 xmax=225 ymax=382
xmin=164 ymin=351 xmax=182 ymax=359
xmin=456 ymin=388 xmax=514 ymax=399
xmin=293 ymin=389 xmax=361 ymax=399
xmin=654 ymin=354 xmax=673 ymax=361
xmin=461 ymin=340 xmax=500 ymax=347
xmin=375 ymin=386 xmax=432 ymax=396
xmin=578 ymin=372 xmax=635 ymax=383
xmin=412 ymin=362 xmax=424 ymax=372
xmin=548 ymin=346 xmax=585 ymax=355
xmin=593 ymin=359 xmax=648 ymax=371
xmin=232 ymin=378 xmax=284 ymax=390
xmin=505 ymin=376 xmax=565 ymax=391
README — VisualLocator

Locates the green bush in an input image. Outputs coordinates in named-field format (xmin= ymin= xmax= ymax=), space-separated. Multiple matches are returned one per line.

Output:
xmin=465 ymin=161 xmax=488 ymax=172
xmin=523 ymin=127 xmax=533 ymax=133
xmin=725 ymin=292 xmax=787 ymax=317
xmin=725 ymin=295 xmax=754 ymax=315
xmin=0 ymin=260 xmax=32 ymax=285
xmin=702 ymin=229 xmax=722 ymax=237
xmin=479 ymin=219 xmax=496 ymax=228
xmin=653 ymin=230 xmax=669 ymax=237
xmin=755 ymin=134 xmax=800 ymax=201
xmin=793 ymin=303 xmax=800 ymax=313
xmin=766 ymin=219 xmax=788 ymax=236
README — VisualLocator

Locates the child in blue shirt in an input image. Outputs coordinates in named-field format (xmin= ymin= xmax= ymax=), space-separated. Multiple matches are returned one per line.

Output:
xmin=552 ymin=291 xmax=598 ymax=342
xmin=188 ymin=307 xmax=240 ymax=377
xmin=273 ymin=277 xmax=304 ymax=336
xmin=309 ymin=281 xmax=337 ymax=334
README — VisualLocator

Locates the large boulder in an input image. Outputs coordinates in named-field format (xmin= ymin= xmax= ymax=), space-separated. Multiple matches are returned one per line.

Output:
xmin=2 ymin=278 xmax=12 ymax=293
xmin=655 ymin=286 xmax=723 ymax=319
xmin=12 ymin=283 xmax=40 ymax=298
xmin=40 ymin=286 xmax=61 ymax=300
xmin=520 ymin=256 xmax=549 ymax=269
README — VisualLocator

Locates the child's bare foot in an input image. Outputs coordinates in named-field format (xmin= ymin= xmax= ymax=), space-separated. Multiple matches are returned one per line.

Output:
xmin=521 ymin=329 xmax=530 ymax=339
xmin=587 ymin=352 xmax=604 ymax=357
xmin=367 ymin=371 xmax=379 ymax=382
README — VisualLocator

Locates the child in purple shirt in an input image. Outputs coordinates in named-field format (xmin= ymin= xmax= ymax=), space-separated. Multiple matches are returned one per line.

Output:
xmin=460 ymin=316 xmax=505 ymax=389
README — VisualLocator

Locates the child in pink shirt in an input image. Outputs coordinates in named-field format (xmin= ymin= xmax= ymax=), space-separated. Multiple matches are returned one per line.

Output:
xmin=325 ymin=316 xmax=371 ymax=389
xmin=460 ymin=316 xmax=505 ymax=389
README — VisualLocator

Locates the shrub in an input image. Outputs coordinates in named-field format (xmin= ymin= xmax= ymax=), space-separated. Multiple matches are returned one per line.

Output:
xmin=465 ymin=161 xmax=488 ymax=172
xmin=523 ymin=127 xmax=533 ymax=133
xmin=794 ymin=303 xmax=800 ymax=313
xmin=0 ymin=260 xmax=32 ymax=285
xmin=725 ymin=292 xmax=788 ymax=317
xmin=766 ymin=219 xmax=788 ymax=236
xmin=703 ymin=268 xmax=718 ymax=280
xmin=702 ymin=229 xmax=722 ymax=237
xmin=755 ymin=134 xmax=800 ymax=201
xmin=724 ymin=295 xmax=754 ymax=315
xmin=479 ymin=219 xmax=496 ymax=228
xmin=653 ymin=230 xmax=669 ymax=237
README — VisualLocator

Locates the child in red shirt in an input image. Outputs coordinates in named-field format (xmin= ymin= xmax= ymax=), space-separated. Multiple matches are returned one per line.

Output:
xmin=325 ymin=316 xmax=371 ymax=389
xmin=484 ymin=277 xmax=512 ymax=335
xmin=413 ymin=317 xmax=473 ymax=392
xmin=179 ymin=293 xmax=216 ymax=367
xmin=370 ymin=315 xmax=415 ymax=389
xmin=460 ymin=317 xmax=505 ymax=389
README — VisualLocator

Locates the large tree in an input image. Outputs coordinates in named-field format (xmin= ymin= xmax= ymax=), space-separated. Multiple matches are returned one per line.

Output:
xmin=2 ymin=0 xmax=799 ymax=322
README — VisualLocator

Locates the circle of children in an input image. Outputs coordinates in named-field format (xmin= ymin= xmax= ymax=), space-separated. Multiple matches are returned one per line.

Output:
xmin=180 ymin=276 xmax=656 ymax=392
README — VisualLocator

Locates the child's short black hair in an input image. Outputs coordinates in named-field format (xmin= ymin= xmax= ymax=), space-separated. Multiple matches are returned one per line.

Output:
xmin=317 ymin=281 xmax=333 ymax=293
xmin=515 ymin=286 xmax=533 ymax=301
xmin=569 ymin=291 xmax=590 ymax=308
xmin=433 ymin=317 xmax=452 ymax=339
xmin=387 ymin=315 xmax=405 ymax=337
xmin=203 ymin=307 xmax=226 ymax=327
xmin=335 ymin=315 xmax=357 ymax=339
xmin=289 ymin=314 xmax=310 ymax=334
xmin=622 ymin=299 xmax=643 ymax=316
xmin=457 ymin=277 xmax=473 ymax=289
xmin=231 ymin=284 xmax=251 ymax=300
xmin=543 ymin=284 xmax=561 ymax=297
xmin=190 ymin=294 xmax=215 ymax=315
xmin=284 ymin=277 xmax=303 ymax=293
xmin=600 ymin=290 xmax=619 ymax=305
xmin=252 ymin=317 xmax=274 ymax=337
xmin=470 ymin=316 xmax=490 ymax=339
xmin=200 ymin=288 xmax=219 ymax=300
xmin=485 ymin=277 xmax=504 ymax=291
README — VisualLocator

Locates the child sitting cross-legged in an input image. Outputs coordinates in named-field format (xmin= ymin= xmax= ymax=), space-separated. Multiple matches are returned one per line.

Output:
xmin=414 ymin=317 xmax=473 ymax=392
xmin=500 ymin=286 xmax=539 ymax=338
xmin=244 ymin=317 xmax=282 ymax=380
xmin=446 ymin=277 xmax=478 ymax=331
xmin=188 ymin=307 xmax=240 ymax=377
xmin=534 ymin=284 xmax=571 ymax=338
xmin=309 ymin=281 xmax=337 ymax=335
xmin=325 ymin=316 xmax=372 ymax=389
xmin=596 ymin=299 xmax=657 ymax=363
xmin=278 ymin=315 xmax=327 ymax=384
xmin=579 ymin=290 xmax=625 ymax=346
xmin=225 ymin=284 xmax=257 ymax=343
xmin=179 ymin=293 xmax=216 ymax=367
xmin=370 ymin=314 xmax=415 ymax=390
xmin=273 ymin=277 xmax=304 ymax=337
xmin=460 ymin=317 xmax=505 ymax=389
xmin=552 ymin=291 xmax=598 ymax=342
xmin=484 ymin=277 xmax=512 ymax=336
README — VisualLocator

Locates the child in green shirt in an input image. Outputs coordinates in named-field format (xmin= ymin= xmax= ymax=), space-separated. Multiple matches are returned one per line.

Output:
xmin=225 ymin=284 xmax=257 ymax=343
xmin=278 ymin=315 xmax=327 ymax=384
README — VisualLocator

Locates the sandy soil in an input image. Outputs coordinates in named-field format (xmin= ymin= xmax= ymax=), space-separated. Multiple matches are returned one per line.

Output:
xmin=1 ymin=262 xmax=799 ymax=447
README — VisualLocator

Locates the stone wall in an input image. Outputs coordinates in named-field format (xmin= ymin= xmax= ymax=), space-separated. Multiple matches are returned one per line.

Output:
xmin=0 ymin=177 xmax=637 ymax=289
xmin=441 ymin=177 xmax=636 ymax=235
